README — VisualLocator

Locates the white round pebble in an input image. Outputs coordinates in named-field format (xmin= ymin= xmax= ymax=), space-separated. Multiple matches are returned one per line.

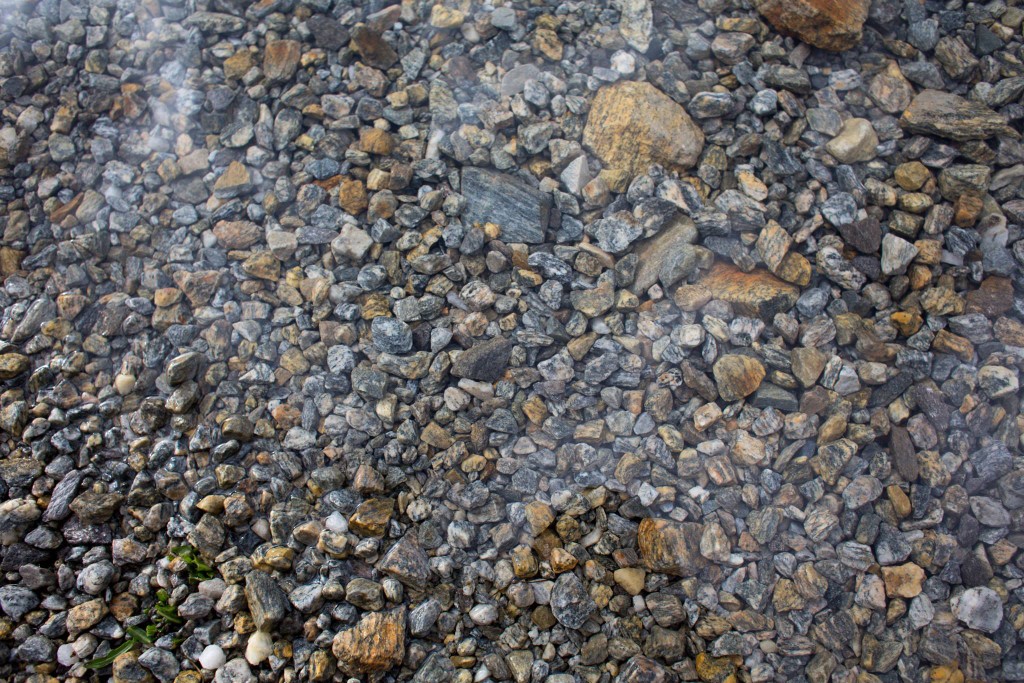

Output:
xmin=57 ymin=643 xmax=77 ymax=666
xmin=199 ymin=644 xmax=226 ymax=670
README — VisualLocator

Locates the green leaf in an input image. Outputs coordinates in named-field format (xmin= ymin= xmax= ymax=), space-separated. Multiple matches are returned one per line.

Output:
xmin=127 ymin=626 xmax=154 ymax=645
xmin=154 ymin=604 xmax=183 ymax=625
xmin=85 ymin=641 xmax=135 ymax=669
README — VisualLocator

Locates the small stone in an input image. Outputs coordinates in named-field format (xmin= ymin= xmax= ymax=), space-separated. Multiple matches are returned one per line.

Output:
xmin=826 ymin=118 xmax=878 ymax=164
xmin=712 ymin=355 xmax=766 ymax=402
xmin=977 ymin=365 xmax=1018 ymax=399
xmin=638 ymin=518 xmax=707 ymax=577
xmin=0 ymin=353 xmax=30 ymax=379
xmin=954 ymin=587 xmax=1003 ymax=633
xmin=550 ymin=572 xmax=597 ymax=629
xmin=451 ymin=336 xmax=512 ymax=382
xmin=461 ymin=167 xmax=551 ymax=244
xmin=881 ymin=562 xmax=925 ymax=598
xmin=332 ymin=608 xmax=405 ymax=674
xmin=880 ymin=234 xmax=918 ymax=276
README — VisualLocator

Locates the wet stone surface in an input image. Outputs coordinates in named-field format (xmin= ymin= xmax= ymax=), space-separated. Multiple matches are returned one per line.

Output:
xmin=0 ymin=0 xmax=1024 ymax=682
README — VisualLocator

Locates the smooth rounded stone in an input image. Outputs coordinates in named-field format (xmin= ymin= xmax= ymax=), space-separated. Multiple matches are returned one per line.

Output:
xmin=371 ymin=317 xmax=413 ymax=354
xmin=245 ymin=631 xmax=273 ymax=665
xmin=491 ymin=6 xmax=517 ymax=30
xmin=199 ymin=644 xmax=227 ymax=670
xmin=469 ymin=604 xmax=499 ymax=625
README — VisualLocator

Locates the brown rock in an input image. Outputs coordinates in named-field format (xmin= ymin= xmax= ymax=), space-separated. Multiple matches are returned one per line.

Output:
xmin=338 ymin=179 xmax=369 ymax=215
xmin=638 ymin=518 xmax=707 ymax=577
xmin=173 ymin=270 xmax=221 ymax=307
xmin=264 ymin=40 xmax=301 ymax=82
xmin=713 ymin=355 xmax=766 ymax=402
xmin=224 ymin=50 xmax=253 ymax=80
xmin=901 ymin=90 xmax=1017 ymax=142
xmin=213 ymin=220 xmax=262 ymax=249
xmin=881 ymin=562 xmax=925 ymax=598
xmin=965 ymin=277 xmax=1014 ymax=317
xmin=582 ymin=81 xmax=704 ymax=177
xmin=349 ymin=498 xmax=394 ymax=537
xmin=332 ymin=608 xmax=405 ymax=674
xmin=242 ymin=252 xmax=281 ymax=281
xmin=213 ymin=161 xmax=252 ymax=199
xmin=754 ymin=0 xmax=870 ymax=51
xmin=0 ymin=353 xmax=30 ymax=380
xmin=692 ymin=263 xmax=799 ymax=320
xmin=350 ymin=24 xmax=398 ymax=69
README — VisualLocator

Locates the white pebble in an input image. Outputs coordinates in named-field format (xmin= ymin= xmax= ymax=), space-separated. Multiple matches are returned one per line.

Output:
xmin=199 ymin=644 xmax=226 ymax=670
xmin=245 ymin=630 xmax=273 ymax=665
xmin=57 ymin=643 xmax=78 ymax=666
xmin=325 ymin=511 xmax=348 ymax=533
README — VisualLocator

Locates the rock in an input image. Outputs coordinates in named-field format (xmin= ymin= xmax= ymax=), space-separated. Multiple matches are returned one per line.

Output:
xmin=825 ymin=118 xmax=878 ymax=163
xmin=900 ymin=90 xmax=1016 ymax=141
xmin=613 ymin=0 xmax=652 ymax=52
xmin=350 ymin=25 xmax=398 ymax=69
xmin=332 ymin=608 xmax=405 ymax=674
xmin=199 ymin=645 xmax=227 ymax=670
xmin=638 ymin=518 xmax=707 ymax=577
xmin=263 ymin=40 xmax=300 ymax=82
xmin=632 ymin=216 xmax=698 ymax=293
xmin=689 ymin=263 xmax=799 ymax=320
xmin=713 ymin=355 xmax=766 ymax=402
xmin=371 ymin=317 xmax=413 ymax=354
xmin=881 ymin=562 xmax=925 ymax=598
xmin=451 ymin=336 xmax=513 ymax=382
xmin=753 ymin=0 xmax=870 ymax=51
xmin=955 ymin=587 xmax=1003 ymax=633
xmin=0 ymin=353 xmax=30 ymax=379
xmin=550 ymin=572 xmax=597 ymax=629
xmin=244 ymin=571 xmax=289 ymax=631
xmin=214 ymin=659 xmax=255 ymax=683
xmin=461 ymin=168 xmax=551 ymax=244
xmin=582 ymin=81 xmax=704 ymax=177
xmin=880 ymin=234 xmax=918 ymax=276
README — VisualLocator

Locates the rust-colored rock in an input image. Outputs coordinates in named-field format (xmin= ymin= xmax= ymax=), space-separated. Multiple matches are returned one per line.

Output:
xmin=638 ymin=518 xmax=707 ymax=577
xmin=901 ymin=90 xmax=1017 ymax=142
xmin=332 ymin=608 xmax=405 ymax=674
xmin=754 ymin=0 xmax=869 ymax=51
xmin=689 ymin=262 xmax=799 ymax=320
xmin=583 ymin=81 xmax=704 ymax=177
xmin=713 ymin=354 xmax=766 ymax=402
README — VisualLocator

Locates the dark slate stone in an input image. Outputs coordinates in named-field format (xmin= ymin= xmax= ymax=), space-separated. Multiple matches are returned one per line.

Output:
xmin=461 ymin=167 xmax=551 ymax=244
xmin=450 ymin=336 xmax=513 ymax=382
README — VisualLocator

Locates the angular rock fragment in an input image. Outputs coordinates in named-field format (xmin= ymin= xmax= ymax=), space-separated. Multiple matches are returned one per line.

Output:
xmin=332 ymin=608 xmax=405 ymax=674
xmin=583 ymin=82 xmax=704 ymax=177
xmin=638 ymin=518 xmax=707 ymax=577
xmin=901 ymin=90 xmax=1017 ymax=141
xmin=754 ymin=0 xmax=870 ymax=51
xmin=461 ymin=168 xmax=551 ymax=244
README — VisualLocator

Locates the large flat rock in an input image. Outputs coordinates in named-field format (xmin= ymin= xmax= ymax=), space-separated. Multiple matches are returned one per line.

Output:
xmin=461 ymin=167 xmax=551 ymax=244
